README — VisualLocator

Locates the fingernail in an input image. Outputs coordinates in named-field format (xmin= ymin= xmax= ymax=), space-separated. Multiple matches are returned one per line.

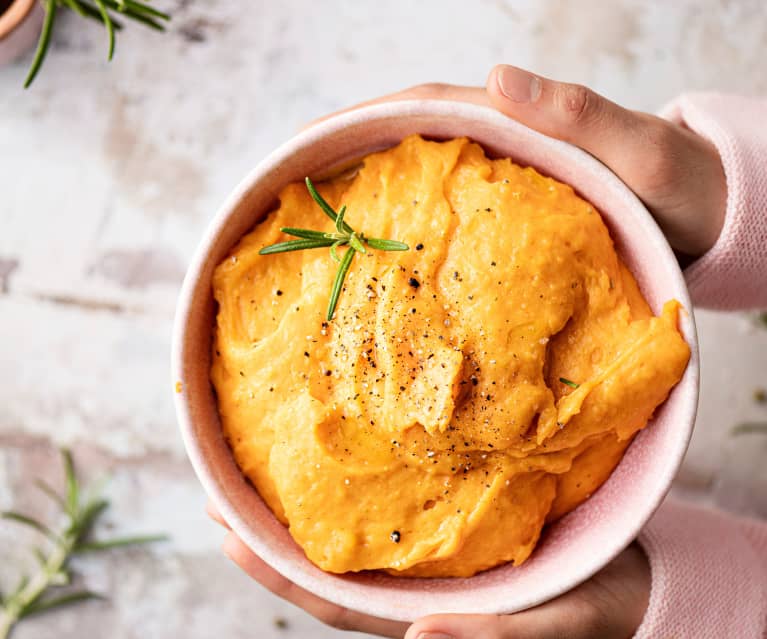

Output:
xmin=497 ymin=64 xmax=542 ymax=103
xmin=416 ymin=634 xmax=455 ymax=639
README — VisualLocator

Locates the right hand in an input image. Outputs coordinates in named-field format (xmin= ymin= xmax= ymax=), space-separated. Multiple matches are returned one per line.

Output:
xmin=330 ymin=65 xmax=728 ymax=258
xmin=485 ymin=64 xmax=727 ymax=257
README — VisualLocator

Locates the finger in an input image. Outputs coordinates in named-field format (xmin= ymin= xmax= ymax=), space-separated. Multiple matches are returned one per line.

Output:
xmin=404 ymin=611 xmax=568 ymax=639
xmin=405 ymin=589 xmax=600 ymax=639
xmin=222 ymin=533 xmax=408 ymax=638
xmin=485 ymin=62 xmax=684 ymax=201
xmin=303 ymin=83 xmax=490 ymax=130
xmin=406 ymin=544 xmax=649 ymax=639
xmin=205 ymin=500 xmax=230 ymax=529
xmin=486 ymin=64 xmax=649 ymax=160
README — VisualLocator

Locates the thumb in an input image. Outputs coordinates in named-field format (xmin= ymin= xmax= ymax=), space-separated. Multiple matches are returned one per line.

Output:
xmin=404 ymin=611 xmax=571 ymax=639
xmin=485 ymin=64 xmax=728 ymax=257
xmin=485 ymin=64 xmax=652 ymax=172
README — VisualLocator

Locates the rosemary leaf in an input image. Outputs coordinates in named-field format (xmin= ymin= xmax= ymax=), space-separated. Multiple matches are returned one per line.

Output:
xmin=305 ymin=177 xmax=339 ymax=223
xmin=366 ymin=238 xmax=409 ymax=251
xmin=20 ymin=591 xmax=104 ymax=619
xmin=348 ymin=232 xmax=366 ymax=254
xmin=1 ymin=512 xmax=58 ymax=542
xmin=305 ymin=178 xmax=354 ymax=234
xmin=72 ymin=499 xmax=109 ymax=541
xmin=121 ymin=10 xmax=166 ymax=31
xmin=329 ymin=240 xmax=345 ymax=263
xmin=62 ymin=449 xmax=79 ymax=519
xmin=34 ymin=480 xmax=66 ymax=510
xmin=60 ymin=0 xmax=87 ymax=17
xmin=280 ymin=227 xmax=329 ymax=240
xmin=76 ymin=534 xmax=168 ymax=552
xmin=65 ymin=1 xmax=125 ymax=28
xmin=327 ymin=247 xmax=356 ymax=320
xmin=10 ymin=576 xmax=29 ymax=600
xmin=259 ymin=238 xmax=335 ymax=255
xmin=93 ymin=0 xmax=116 ymax=60
xmin=100 ymin=0 xmax=166 ymax=29
xmin=559 ymin=377 xmax=580 ymax=389
xmin=335 ymin=205 xmax=348 ymax=234
xmin=32 ymin=547 xmax=48 ymax=567
xmin=24 ymin=0 xmax=56 ymax=89
xmin=123 ymin=0 xmax=170 ymax=20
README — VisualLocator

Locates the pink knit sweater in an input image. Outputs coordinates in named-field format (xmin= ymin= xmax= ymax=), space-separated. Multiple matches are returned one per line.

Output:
xmin=635 ymin=94 xmax=767 ymax=638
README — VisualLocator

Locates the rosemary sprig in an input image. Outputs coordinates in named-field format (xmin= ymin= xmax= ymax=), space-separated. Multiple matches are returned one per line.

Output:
xmin=0 ymin=449 xmax=166 ymax=639
xmin=259 ymin=177 xmax=409 ymax=321
xmin=24 ymin=0 xmax=171 ymax=88
xmin=24 ymin=0 xmax=56 ymax=89
xmin=559 ymin=377 xmax=581 ymax=389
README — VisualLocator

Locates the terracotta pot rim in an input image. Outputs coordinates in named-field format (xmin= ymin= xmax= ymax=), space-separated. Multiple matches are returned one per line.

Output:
xmin=0 ymin=0 xmax=36 ymax=40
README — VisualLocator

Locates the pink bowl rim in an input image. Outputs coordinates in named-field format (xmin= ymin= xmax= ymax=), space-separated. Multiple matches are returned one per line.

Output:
xmin=172 ymin=99 xmax=699 ymax=621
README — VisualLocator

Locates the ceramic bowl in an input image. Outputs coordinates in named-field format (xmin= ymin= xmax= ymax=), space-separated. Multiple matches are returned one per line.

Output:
xmin=172 ymin=99 xmax=699 ymax=622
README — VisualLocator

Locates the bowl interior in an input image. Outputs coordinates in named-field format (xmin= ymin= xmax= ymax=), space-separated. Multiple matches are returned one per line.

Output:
xmin=173 ymin=100 xmax=699 ymax=621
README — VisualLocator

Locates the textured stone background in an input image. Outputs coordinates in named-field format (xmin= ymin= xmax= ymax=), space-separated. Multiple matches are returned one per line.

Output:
xmin=1 ymin=1 xmax=766 ymax=637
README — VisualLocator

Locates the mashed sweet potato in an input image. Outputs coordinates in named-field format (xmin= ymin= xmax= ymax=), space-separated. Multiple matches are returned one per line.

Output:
xmin=211 ymin=135 xmax=690 ymax=577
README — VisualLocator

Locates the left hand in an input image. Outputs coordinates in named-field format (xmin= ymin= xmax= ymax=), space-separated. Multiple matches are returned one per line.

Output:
xmin=206 ymin=501 xmax=409 ymax=637
xmin=207 ymin=500 xmax=650 ymax=639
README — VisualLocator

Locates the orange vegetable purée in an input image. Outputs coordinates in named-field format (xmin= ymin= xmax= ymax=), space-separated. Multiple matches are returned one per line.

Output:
xmin=211 ymin=136 xmax=690 ymax=577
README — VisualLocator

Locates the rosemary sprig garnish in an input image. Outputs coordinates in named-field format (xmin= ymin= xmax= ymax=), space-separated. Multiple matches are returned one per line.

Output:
xmin=0 ymin=449 xmax=166 ymax=639
xmin=559 ymin=377 xmax=581 ymax=389
xmin=24 ymin=0 xmax=171 ymax=88
xmin=259 ymin=177 xmax=409 ymax=321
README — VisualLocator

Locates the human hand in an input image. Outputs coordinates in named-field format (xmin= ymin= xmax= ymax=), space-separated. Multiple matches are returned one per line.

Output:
xmin=206 ymin=501 xmax=409 ymax=637
xmin=403 ymin=542 xmax=650 ymax=639
xmin=327 ymin=65 xmax=727 ymax=258
xmin=207 ymin=501 xmax=649 ymax=639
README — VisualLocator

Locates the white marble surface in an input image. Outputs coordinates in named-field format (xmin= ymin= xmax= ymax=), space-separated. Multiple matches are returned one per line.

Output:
xmin=1 ymin=1 xmax=766 ymax=637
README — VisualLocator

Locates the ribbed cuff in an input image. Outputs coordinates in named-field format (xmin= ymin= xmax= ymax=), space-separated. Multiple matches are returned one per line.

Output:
xmin=661 ymin=93 xmax=767 ymax=310
xmin=634 ymin=498 xmax=767 ymax=638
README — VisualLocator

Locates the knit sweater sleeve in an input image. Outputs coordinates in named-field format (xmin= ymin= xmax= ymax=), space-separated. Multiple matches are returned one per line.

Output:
xmin=660 ymin=93 xmax=767 ymax=310
xmin=634 ymin=498 xmax=767 ymax=638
